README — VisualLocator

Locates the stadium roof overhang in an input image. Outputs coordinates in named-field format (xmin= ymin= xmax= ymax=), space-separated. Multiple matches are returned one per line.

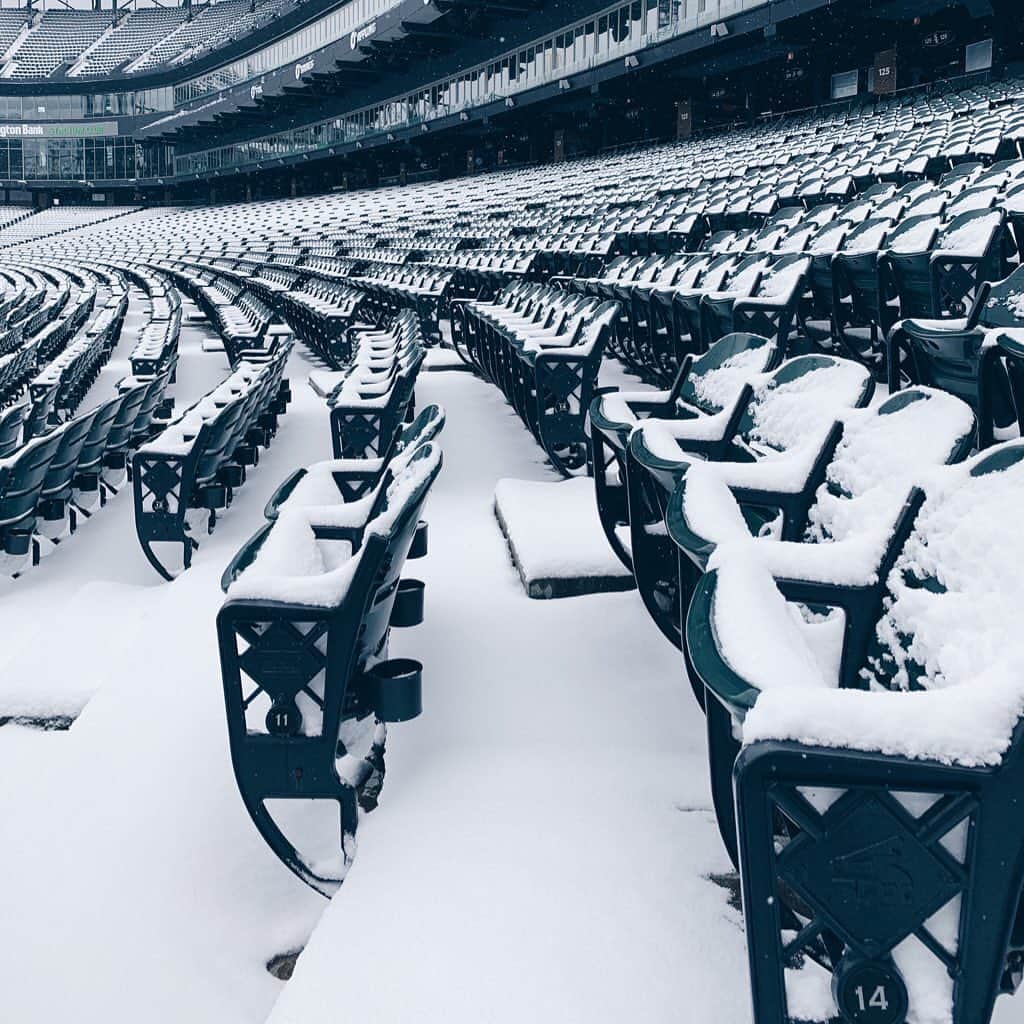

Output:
xmin=152 ymin=0 xmax=837 ymax=183
xmin=136 ymin=0 xmax=465 ymax=139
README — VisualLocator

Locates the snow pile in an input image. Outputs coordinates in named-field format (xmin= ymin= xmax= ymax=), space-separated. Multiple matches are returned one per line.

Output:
xmin=280 ymin=457 xmax=386 ymax=509
xmin=227 ymin=508 xmax=361 ymax=606
xmin=805 ymin=388 xmax=975 ymax=545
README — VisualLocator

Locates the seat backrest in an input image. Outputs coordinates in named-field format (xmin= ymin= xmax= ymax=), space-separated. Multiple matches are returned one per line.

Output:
xmin=106 ymin=381 xmax=151 ymax=452
xmin=42 ymin=407 xmax=101 ymax=495
xmin=978 ymin=265 xmax=1024 ymax=329
xmin=394 ymin=403 xmax=446 ymax=455
xmin=886 ymin=214 xmax=942 ymax=255
xmin=23 ymin=382 xmax=58 ymax=440
xmin=735 ymin=355 xmax=874 ymax=454
xmin=934 ymin=208 xmax=1003 ymax=257
xmin=756 ymin=255 xmax=811 ymax=299
xmin=0 ymin=429 xmax=63 ymax=526
xmin=0 ymin=402 xmax=27 ymax=458
xmin=355 ymin=444 xmax=444 ymax=664
xmin=838 ymin=217 xmax=893 ymax=256
xmin=807 ymin=387 xmax=976 ymax=544
xmin=76 ymin=394 xmax=125 ymax=473
xmin=673 ymin=329 xmax=777 ymax=412
xmin=722 ymin=253 xmax=769 ymax=295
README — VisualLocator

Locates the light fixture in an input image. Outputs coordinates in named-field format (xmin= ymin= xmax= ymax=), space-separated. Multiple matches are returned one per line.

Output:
xmin=505 ymin=97 xmax=515 ymax=108
xmin=624 ymin=55 xmax=639 ymax=69
xmin=558 ymin=79 xmax=571 ymax=91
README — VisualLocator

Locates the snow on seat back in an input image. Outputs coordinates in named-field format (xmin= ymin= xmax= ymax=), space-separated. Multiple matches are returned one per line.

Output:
xmin=839 ymin=219 xmax=894 ymax=256
xmin=805 ymin=387 xmax=976 ymax=546
xmin=597 ymin=333 xmax=775 ymax=429
xmin=683 ymin=334 xmax=777 ymax=415
xmin=934 ymin=209 xmax=1003 ymax=259
xmin=734 ymin=355 xmax=873 ymax=457
xmin=886 ymin=214 xmax=942 ymax=254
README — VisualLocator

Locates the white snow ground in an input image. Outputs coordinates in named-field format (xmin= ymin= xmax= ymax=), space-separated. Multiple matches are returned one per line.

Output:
xmin=0 ymin=318 xmax=1017 ymax=1023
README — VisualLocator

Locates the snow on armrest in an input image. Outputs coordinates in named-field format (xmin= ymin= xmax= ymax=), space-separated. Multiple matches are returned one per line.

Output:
xmin=743 ymin=666 xmax=1024 ymax=768
xmin=709 ymin=557 xmax=831 ymax=694
xmin=715 ymin=531 xmax=891 ymax=588
xmin=678 ymin=464 xmax=754 ymax=547
xmin=634 ymin=403 xmax=736 ymax=451
xmin=714 ymin=441 xmax=825 ymax=493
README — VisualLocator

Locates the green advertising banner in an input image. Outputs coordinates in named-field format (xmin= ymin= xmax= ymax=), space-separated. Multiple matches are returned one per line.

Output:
xmin=0 ymin=121 xmax=119 ymax=139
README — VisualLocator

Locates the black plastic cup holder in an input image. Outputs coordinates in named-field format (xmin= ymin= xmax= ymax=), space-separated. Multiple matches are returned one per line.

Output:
xmin=370 ymin=658 xmax=423 ymax=722
xmin=220 ymin=463 xmax=246 ymax=488
xmin=39 ymin=498 xmax=66 ymax=522
xmin=409 ymin=520 xmax=429 ymax=559
xmin=389 ymin=578 xmax=425 ymax=627
xmin=201 ymin=483 xmax=228 ymax=510
xmin=3 ymin=530 xmax=32 ymax=556
xmin=235 ymin=445 xmax=259 ymax=467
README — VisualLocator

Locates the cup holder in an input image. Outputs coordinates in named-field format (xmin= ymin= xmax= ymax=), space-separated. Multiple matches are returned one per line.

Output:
xmin=389 ymin=578 xmax=425 ymax=627
xmin=39 ymin=498 xmax=65 ymax=522
xmin=370 ymin=658 xmax=422 ymax=722
xmin=3 ymin=530 xmax=31 ymax=556
xmin=201 ymin=483 xmax=228 ymax=510
xmin=220 ymin=463 xmax=246 ymax=488
xmin=409 ymin=520 xmax=428 ymax=559
xmin=236 ymin=445 xmax=259 ymax=467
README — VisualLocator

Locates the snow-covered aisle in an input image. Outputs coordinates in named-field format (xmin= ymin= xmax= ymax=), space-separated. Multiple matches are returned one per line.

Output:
xmin=268 ymin=369 xmax=748 ymax=1024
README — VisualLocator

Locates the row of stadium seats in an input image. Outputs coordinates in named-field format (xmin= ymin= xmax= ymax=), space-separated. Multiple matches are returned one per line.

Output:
xmin=0 ymin=0 xmax=295 ymax=79
xmin=586 ymin=323 xmax=1024 ymax=1024
xmin=217 ymin=315 xmax=442 ymax=894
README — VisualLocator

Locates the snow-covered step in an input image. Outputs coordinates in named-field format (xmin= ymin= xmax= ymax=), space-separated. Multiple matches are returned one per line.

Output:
xmin=494 ymin=476 xmax=635 ymax=598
